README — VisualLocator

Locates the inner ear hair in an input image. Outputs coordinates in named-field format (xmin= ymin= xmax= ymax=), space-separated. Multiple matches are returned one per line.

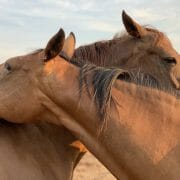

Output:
xmin=44 ymin=28 xmax=65 ymax=61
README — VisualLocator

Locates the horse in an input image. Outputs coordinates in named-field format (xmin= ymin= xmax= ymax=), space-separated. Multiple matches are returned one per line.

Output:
xmin=0 ymin=31 xmax=89 ymax=180
xmin=0 ymin=121 xmax=85 ymax=180
xmin=0 ymin=10 xmax=179 ymax=179
xmin=0 ymin=28 xmax=179 ymax=179
xmin=73 ymin=11 xmax=180 ymax=89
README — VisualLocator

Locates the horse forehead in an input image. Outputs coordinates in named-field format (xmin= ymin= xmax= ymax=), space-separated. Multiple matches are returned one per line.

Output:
xmin=43 ymin=56 xmax=68 ymax=76
xmin=7 ymin=54 xmax=32 ymax=63
xmin=143 ymin=34 xmax=179 ymax=59
xmin=20 ymin=53 xmax=42 ymax=65
xmin=156 ymin=35 xmax=178 ymax=54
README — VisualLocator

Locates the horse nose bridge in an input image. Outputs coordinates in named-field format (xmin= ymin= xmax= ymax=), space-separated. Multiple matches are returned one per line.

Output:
xmin=0 ymin=64 xmax=4 ymax=76
xmin=170 ymin=70 xmax=180 ymax=89
xmin=176 ymin=70 xmax=180 ymax=89
xmin=176 ymin=53 xmax=180 ymax=65
xmin=0 ymin=64 xmax=3 ymax=71
xmin=0 ymin=87 xmax=5 ymax=97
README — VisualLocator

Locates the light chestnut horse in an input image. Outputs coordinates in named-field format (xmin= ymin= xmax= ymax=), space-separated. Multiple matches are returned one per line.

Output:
xmin=0 ymin=32 xmax=87 ymax=180
xmin=0 ymin=28 xmax=179 ymax=180
xmin=0 ymin=122 xmax=85 ymax=180
xmin=0 ymin=11 xmax=179 ymax=179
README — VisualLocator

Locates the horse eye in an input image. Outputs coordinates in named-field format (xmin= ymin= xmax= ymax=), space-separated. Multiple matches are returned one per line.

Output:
xmin=164 ymin=57 xmax=177 ymax=65
xmin=4 ymin=63 xmax=12 ymax=71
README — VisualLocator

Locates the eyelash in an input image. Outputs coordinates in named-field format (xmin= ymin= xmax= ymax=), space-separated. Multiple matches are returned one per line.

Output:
xmin=163 ymin=57 xmax=177 ymax=65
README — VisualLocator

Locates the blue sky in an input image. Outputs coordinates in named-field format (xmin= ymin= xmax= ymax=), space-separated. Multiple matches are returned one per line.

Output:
xmin=0 ymin=0 xmax=179 ymax=61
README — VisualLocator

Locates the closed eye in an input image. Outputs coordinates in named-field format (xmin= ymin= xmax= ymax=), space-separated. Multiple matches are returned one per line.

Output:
xmin=163 ymin=57 xmax=177 ymax=65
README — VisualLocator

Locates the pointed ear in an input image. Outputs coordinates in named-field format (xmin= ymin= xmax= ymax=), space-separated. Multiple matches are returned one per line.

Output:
xmin=61 ymin=32 xmax=76 ymax=59
xmin=122 ymin=10 xmax=147 ymax=38
xmin=44 ymin=28 xmax=65 ymax=61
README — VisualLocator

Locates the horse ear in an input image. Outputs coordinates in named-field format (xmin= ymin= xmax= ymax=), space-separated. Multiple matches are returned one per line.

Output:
xmin=122 ymin=10 xmax=147 ymax=38
xmin=61 ymin=32 xmax=76 ymax=59
xmin=44 ymin=28 xmax=65 ymax=61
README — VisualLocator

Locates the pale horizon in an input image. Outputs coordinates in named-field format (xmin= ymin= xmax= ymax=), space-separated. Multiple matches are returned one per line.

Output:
xmin=0 ymin=0 xmax=179 ymax=61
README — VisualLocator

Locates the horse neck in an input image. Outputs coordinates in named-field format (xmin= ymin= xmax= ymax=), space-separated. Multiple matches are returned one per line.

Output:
xmin=0 ymin=122 xmax=84 ymax=180
xmin=73 ymin=37 xmax=135 ymax=67
xmin=108 ymin=82 xmax=180 ymax=179
xmin=41 ymin=58 xmax=180 ymax=179
xmin=41 ymin=58 xmax=125 ymax=178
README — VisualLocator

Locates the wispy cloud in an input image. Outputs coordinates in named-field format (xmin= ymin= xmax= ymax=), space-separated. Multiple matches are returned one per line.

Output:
xmin=83 ymin=20 xmax=118 ymax=33
xmin=0 ymin=0 xmax=179 ymax=61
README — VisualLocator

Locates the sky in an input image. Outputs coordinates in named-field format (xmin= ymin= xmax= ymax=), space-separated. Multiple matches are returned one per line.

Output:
xmin=0 ymin=0 xmax=179 ymax=61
